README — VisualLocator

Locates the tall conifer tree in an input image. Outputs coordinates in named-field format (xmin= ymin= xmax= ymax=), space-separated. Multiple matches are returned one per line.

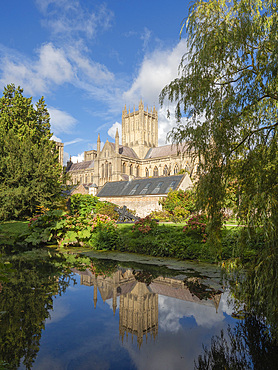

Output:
xmin=0 ymin=84 xmax=62 ymax=220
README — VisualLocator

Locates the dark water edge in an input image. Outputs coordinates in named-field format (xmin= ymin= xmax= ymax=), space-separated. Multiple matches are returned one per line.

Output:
xmin=0 ymin=248 xmax=277 ymax=370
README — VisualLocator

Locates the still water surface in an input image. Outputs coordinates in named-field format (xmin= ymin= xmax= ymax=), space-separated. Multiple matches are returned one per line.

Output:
xmin=21 ymin=256 xmax=236 ymax=369
xmin=1 ymin=251 xmax=277 ymax=369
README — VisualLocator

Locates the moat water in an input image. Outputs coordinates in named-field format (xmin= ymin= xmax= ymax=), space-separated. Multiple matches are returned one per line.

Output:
xmin=0 ymin=250 xmax=277 ymax=369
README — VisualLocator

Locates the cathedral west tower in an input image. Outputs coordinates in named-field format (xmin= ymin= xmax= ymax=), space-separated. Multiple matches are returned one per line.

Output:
xmin=122 ymin=100 xmax=158 ymax=159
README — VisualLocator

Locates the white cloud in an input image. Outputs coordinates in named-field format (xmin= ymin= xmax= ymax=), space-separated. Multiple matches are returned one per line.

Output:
xmin=36 ymin=0 xmax=113 ymax=39
xmin=123 ymin=39 xmax=187 ymax=106
xmin=51 ymin=134 xmax=62 ymax=142
xmin=122 ymin=39 xmax=188 ymax=144
xmin=141 ymin=27 xmax=152 ymax=51
xmin=0 ymin=39 xmax=116 ymax=108
xmin=158 ymin=295 xmax=225 ymax=333
xmin=71 ymin=152 xmax=84 ymax=163
xmin=67 ymin=44 xmax=114 ymax=85
xmin=64 ymin=138 xmax=84 ymax=146
xmin=108 ymin=121 xmax=122 ymax=141
xmin=48 ymin=106 xmax=78 ymax=134
xmin=0 ymin=55 xmax=46 ymax=96
xmin=0 ymin=43 xmax=74 ymax=96
xmin=39 ymin=43 xmax=73 ymax=84
xmin=157 ymin=105 xmax=179 ymax=145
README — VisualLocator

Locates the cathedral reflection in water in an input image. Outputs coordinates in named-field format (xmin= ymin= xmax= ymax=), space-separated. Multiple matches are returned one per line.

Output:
xmin=72 ymin=268 xmax=221 ymax=348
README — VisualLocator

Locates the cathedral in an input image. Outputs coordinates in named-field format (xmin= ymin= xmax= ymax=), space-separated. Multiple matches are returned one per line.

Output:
xmin=65 ymin=100 xmax=196 ymax=192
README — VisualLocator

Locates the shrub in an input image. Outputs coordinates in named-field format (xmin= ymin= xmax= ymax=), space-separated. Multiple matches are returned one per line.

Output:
xmin=23 ymin=210 xmax=120 ymax=250
xmin=24 ymin=209 xmax=64 ymax=246
xmin=69 ymin=194 xmax=120 ymax=220
xmin=183 ymin=214 xmax=208 ymax=242
xmin=69 ymin=194 xmax=98 ymax=216
xmin=94 ymin=201 xmax=119 ymax=220
xmin=132 ymin=216 xmax=158 ymax=235
xmin=88 ymin=214 xmax=121 ymax=250
xmin=171 ymin=206 xmax=190 ymax=223
xmin=159 ymin=189 xmax=196 ymax=214
xmin=149 ymin=210 xmax=172 ymax=222
xmin=55 ymin=213 xmax=120 ymax=250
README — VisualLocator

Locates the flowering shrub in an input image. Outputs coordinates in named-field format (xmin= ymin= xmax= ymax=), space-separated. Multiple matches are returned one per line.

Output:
xmin=56 ymin=213 xmax=119 ymax=249
xmin=23 ymin=210 xmax=120 ymax=250
xmin=132 ymin=216 xmax=158 ymax=235
xmin=25 ymin=210 xmax=64 ymax=245
xmin=91 ymin=214 xmax=114 ymax=231
xmin=183 ymin=214 xmax=208 ymax=242
xmin=94 ymin=201 xmax=119 ymax=220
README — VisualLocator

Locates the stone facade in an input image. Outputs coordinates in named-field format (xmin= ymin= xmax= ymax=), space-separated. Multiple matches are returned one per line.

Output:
xmin=65 ymin=101 xmax=196 ymax=191
xmin=97 ymin=173 xmax=193 ymax=217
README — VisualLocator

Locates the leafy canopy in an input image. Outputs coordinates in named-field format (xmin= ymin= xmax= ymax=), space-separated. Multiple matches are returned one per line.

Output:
xmin=160 ymin=0 xmax=278 ymax=255
xmin=0 ymin=84 xmax=63 ymax=220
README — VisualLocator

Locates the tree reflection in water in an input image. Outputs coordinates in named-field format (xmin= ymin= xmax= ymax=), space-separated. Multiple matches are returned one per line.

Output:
xmin=195 ymin=315 xmax=278 ymax=370
xmin=0 ymin=250 xmax=86 ymax=369
xmin=195 ymin=250 xmax=278 ymax=369
xmin=1 ymin=248 xmax=277 ymax=369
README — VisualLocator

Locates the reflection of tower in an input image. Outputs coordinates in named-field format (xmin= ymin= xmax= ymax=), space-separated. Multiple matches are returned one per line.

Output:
xmin=119 ymin=282 xmax=158 ymax=348
xmin=212 ymin=293 xmax=222 ymax=313
xmin=93 ymin=275 xmax=98 ymax=309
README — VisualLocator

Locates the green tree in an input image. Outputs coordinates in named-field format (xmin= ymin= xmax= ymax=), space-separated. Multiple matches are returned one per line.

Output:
xmin=0 ymin=251 xmax=74 ymax=369
xmin=160 ymin=0 xmax=278 ymax=256
xmin=159 ymin=189 xmax=196 ymax=222
xmin=0 ymin=85 xmax=63 ymax=220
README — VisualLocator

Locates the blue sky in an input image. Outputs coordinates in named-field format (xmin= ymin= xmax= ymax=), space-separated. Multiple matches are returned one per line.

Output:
xmin=0 ymin=0 xmax=191 ymax=163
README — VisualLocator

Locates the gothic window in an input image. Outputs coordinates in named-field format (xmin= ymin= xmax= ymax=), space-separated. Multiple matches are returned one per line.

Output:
xmin=136 ymin=165 xmax=140 ymax=177
xmin=153 ymin=166 xmax=158 ymax=177
xmin=174 ymin=164 xmax=179 ymax=174
xmin=163 ymin=165 xmax=168 ymax=176
xmin=122 ymin=162 xmax=126 ymax=174
xmin=145 ymin=168 xmax=149 ymax=177
xmin=109 ymin=162 xmax=112 ymax=178
xmin=101 ymin=164 xmax=104 ymax=178
xmin=85 ymin=175 xmax=88 ymax=184
xmin=130 ymin=164 xmax=133 ymax=176
xmin=105 ymin=161 xmax=108 ymax=178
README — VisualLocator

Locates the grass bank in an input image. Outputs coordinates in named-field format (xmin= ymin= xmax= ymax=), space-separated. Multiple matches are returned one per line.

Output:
xmin=0 ymin=220 xmax=256 ymax=263
xmin=0 ymin=221 xmax=29 ymax=246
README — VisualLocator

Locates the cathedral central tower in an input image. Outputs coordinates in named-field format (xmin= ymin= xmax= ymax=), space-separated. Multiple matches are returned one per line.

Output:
xmin=122 ymin=100 xmax=158 ymax=159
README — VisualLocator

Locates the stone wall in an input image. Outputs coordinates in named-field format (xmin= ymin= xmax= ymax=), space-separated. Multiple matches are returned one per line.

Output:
xmin=98 ymin=195 xmax=164 ymax=217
